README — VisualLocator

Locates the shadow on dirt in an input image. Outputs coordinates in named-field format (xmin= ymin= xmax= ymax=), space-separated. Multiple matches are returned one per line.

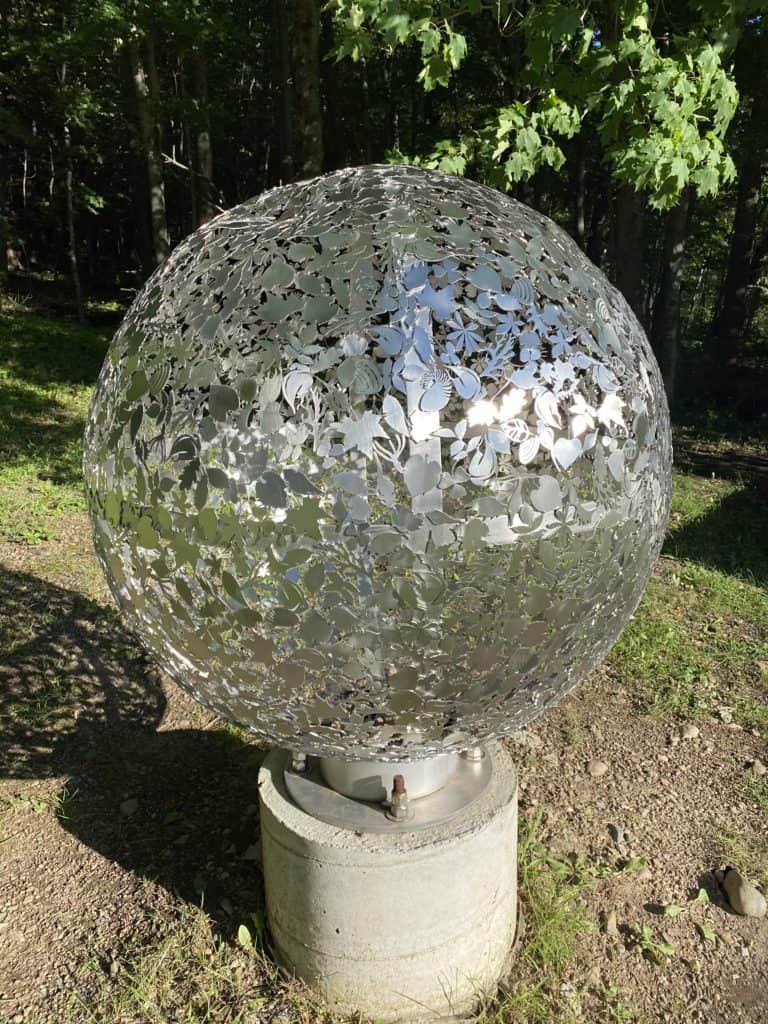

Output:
xmin=0 ymin=566 xmax=267 ymax=936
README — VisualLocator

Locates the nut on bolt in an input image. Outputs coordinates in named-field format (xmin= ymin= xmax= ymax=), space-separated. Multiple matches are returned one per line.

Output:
xmin=291 ymin=752 xmax=308 ymax=773
xmin=386 ymin=774 xmax=411 ymax=822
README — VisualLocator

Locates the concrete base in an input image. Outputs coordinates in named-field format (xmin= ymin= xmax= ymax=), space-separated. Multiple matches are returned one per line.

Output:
xmin=258 ymin=742 xmax=518 ymax=1022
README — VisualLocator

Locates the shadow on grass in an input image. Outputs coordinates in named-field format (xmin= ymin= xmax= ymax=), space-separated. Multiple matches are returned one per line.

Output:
xmin=0 ymin=566 xmax=267 ymax=938
xmin=664 ymin=478 xmax=768 ymax=587
xmin=0 ymin=380 xmax=89 ymax=486
xmin=0 ymin=309 xmax=110 ymax=388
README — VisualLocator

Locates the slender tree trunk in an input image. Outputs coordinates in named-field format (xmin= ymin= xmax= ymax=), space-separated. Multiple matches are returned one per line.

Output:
xmin=192 ymin=53 xmax=214 ymax=222
xmin=716 ymin=114 xmax=764 ymax=361
xmin=744 ymin=230 xmax=768 ymax=335
xmin=612 ymin=183 xmax=645 ymax=322
xmin=360 ymin=59 xmax=372 ymax=164
xmin=320 ymin=12 xmax=343 ymax=170
xmin=287 ymin=0 xmax=323 ymax=180
xmin=127 ymin=34 xmax=170 ymax=268
xmin=180 ymin=60 xmax=198 ymax=230
xmin=586 ymin=163 xmax=610 ymax=267
xmin=269 ymin=0 xmax=291 ymax=183
xmin=652 ymin=188 xmax=692 ymax=404
xmin=63 ymin=123 xmax=84 ymax=321
xmin=384 ymin=57 xmax=400 ymax=153
xmin=571 ymin=137 xmax=586 ymax=250
xmin=59 ymin=49 xmax=84 ymax=321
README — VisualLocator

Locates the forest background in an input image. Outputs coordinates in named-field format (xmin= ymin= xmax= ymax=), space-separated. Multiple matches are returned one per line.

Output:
xmin=1 ymin=0 xmax=767 ymax=420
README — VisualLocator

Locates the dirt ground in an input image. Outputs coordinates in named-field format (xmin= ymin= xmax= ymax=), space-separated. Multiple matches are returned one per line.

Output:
xmin=0 ymin=512 xmax=766 ymax=1024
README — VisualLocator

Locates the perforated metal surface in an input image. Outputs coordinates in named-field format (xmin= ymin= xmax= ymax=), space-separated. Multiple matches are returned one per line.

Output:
xmin=84 ymin=164 xmax=672 ymax=761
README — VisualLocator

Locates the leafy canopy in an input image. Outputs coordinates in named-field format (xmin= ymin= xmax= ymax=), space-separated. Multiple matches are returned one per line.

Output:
xmin=330 ymin=0 xmax=747 ymax=208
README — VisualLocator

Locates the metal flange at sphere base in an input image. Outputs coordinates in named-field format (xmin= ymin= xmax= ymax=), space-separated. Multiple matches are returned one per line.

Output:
xmin=83 ymin=165 xmax=672 ymax=1021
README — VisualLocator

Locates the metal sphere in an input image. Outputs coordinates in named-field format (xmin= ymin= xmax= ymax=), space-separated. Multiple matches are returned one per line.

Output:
xmin=84 ymin=165 xmax=671 ymax=760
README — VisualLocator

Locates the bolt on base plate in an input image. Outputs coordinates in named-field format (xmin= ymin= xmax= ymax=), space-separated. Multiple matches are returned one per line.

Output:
xmin=283 ymin=748 xmax=492 ymax=832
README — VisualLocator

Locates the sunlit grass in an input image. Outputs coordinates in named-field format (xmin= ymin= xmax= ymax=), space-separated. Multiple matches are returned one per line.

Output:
xmin=608 ymin=465 xmax=768 ymax=734
xmin=0 ymin=309 xmax=110 ymax=542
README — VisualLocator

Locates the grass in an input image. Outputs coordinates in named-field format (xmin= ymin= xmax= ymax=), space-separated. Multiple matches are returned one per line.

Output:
xmin=0 ymin=301 xmax=111 ymax=542
xmin=70 ymin=902 xmax=295 ymax=1024
xmin=608 ymin=465 xmax=768 ymax=734
xmin=72 ymin=816 xmax=637 ymax=1024
xmin=1 ymin=783 xmax=79 ymax=819
xmin=3 ymin=654 xmax=86 ymax=726
xmin=714 ymin=826 xmax=768 ymax=890
xmin=742 ymin=773 xmax=768 ymax=814
xmin=483 ymin=815 xmax=641 ymax=1024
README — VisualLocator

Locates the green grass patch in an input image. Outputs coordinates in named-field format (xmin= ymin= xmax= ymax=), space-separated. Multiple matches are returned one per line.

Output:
xmin=713 ymin=826 xmax=768 ymax=890
xmin=484 ymin=815 xmax=639 ymax=1024
xmin=69 ymin=898 xmax=351 ymax=1024
xmin=608 ymin=467 xmax=768 ymax=730
xmin=0 ymin=309 xmax=110 ymax=543
xmin=742 ymin=774 xmax=768 ymax=815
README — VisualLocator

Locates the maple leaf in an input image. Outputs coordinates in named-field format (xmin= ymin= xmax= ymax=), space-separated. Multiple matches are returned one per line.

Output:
xmin=339 ymin=410 xmax=388 ymax=457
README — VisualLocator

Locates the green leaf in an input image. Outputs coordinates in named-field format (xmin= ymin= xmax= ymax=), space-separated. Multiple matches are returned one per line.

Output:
xmin=445 ymin=27 xmax=467 ymax=70
xmin=237 ymin=924 xmax=253 ymax=950
xmin=663 ymin=903 xmax=685 ymax=917
xmin=696 ymin=922 xmax=717 ymax=944
xmin=383 ymin=13 xmax=411 ymax=45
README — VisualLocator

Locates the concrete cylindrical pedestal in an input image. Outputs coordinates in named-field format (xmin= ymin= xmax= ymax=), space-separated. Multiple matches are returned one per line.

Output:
xmin=258 ymin=742 xmax=518 ymax=1022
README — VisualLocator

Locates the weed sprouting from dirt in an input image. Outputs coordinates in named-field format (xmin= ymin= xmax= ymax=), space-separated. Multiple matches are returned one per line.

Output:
xmin=69 ymin=902 xmax=349 ymax=1024
xmin=479 ymin=814 xmax=640 ymax=1024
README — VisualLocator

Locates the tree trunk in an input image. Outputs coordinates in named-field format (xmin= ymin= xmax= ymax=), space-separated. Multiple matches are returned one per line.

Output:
xmin=192 ymin=53 xmax=215 ymax=222
xmin=269 ymin=0 xmax=292 ymax=183
xmin=652 ymin=187 xmax=692 ymax=404
xmin=59 ymin=49 xmax=84 ymax=320
xmin=586 ymin=163 xmax=610 ymax=267
xmin=384 ymin=57 xmax=400 ymax=153
xmin=180 ymin=60 xmax=198 ymax=229
xmin=63 ymin=122 xmax=84 ymax=322
xmin=320 ymin=12 xmax=343 ymax=170
xmin=127 ymin=34 xmax=170 ymax=268
xmin=716 ymin=117 xmax=764 ymax=361
xmin=570 ymin=137 xmax=586 ymax=250
xmin=286 ymin=0 xmax=323 ymax=180
xmin=612 ymin=183 xmax=645 ymax=322
xmin=359 ymin=59 xmax=372 ymax=164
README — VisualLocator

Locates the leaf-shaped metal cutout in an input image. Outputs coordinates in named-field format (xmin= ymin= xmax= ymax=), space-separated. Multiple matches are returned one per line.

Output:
xmin=420 ymin=378 xmax=452 ymax=411
xmin=530 ymin=475 xmax=562 ymax=513
xmin=552 ymin=437 xmax=582 ymax=471
xmin=534 ymin=390 xmax=562 ymax=429
xmin=209 ymin=385 xmax=239 ymax=421
xmin=519 ymin=436 xmax=540 ymax=464
xmin=452 ymin=366 xmax=483 ymax=400
xmin=283 ymin=366 xmax=313 ymax=410
xmin=511 ymin=277 xmax=534 ymax=305
xmin=382 ymin=395 xmax=409 ymax=436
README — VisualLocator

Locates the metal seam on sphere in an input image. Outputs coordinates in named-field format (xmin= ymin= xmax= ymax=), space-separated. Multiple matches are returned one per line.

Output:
xmin=83 ymin=164 xmax=672 ymax=761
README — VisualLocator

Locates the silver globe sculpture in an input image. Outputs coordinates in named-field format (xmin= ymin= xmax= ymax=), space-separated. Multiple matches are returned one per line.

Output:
xmin=84 ymin=164 xmax=671 ymax=763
